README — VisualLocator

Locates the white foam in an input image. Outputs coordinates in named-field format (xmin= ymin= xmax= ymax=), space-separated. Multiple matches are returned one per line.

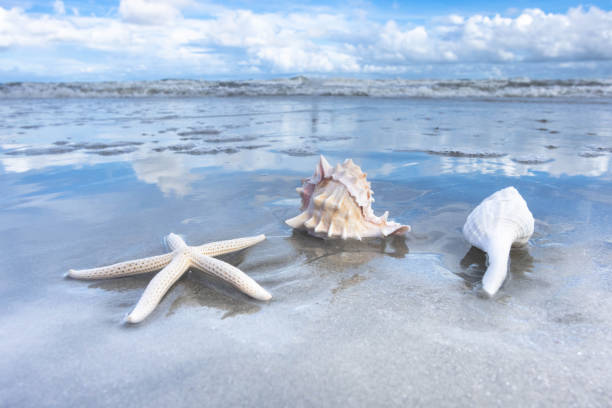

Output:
xmin=2 ymin=77 xmax=612 ymax=98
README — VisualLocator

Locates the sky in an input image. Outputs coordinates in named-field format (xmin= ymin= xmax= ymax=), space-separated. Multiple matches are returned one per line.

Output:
xmin=0 ymin=0 xmax=611 ymax=81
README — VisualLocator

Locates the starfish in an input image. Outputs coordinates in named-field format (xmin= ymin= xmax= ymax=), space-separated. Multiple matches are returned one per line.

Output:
xmin=67 ymin=233 xmax=271 ymax=323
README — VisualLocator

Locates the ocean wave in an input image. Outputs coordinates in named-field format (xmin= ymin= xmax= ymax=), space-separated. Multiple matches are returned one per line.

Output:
xmin=1 ymin=77 xmax=612 ymax=98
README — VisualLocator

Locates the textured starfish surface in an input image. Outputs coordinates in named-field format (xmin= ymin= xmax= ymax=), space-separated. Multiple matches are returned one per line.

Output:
xmin=67 ymin=233 xmax=271 ymax=323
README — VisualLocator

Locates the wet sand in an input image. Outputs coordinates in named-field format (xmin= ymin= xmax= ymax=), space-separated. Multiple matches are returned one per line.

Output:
xmin=1 ymin=96 xmax=611 ymax=407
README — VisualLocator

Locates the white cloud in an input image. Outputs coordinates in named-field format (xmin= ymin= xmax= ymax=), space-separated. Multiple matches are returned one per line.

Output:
xmin=118 ymin=0 xmax=194 ymax=24
xmin=0 ymin=4 xmax=611 ymax=79
xmin=453 ymin=7 xmax=612 ymax=62
xmin=378 ymin=22 xmax=432 ymax=61
xmin=367 ymin=6 xmax=612 ymax=65
xmin=53 ymin=0 xmax=65 ymax=15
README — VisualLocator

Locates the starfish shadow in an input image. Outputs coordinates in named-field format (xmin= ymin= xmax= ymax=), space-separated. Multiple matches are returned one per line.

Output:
xmin=167 ymin=277 xmax=262 ymax=319
xmin=88 ymin=246 xmax=263 ymax=320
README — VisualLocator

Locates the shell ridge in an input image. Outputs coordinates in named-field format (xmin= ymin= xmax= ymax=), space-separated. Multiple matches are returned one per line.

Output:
xmin=285 ymin=155 xmax=410 ymax=239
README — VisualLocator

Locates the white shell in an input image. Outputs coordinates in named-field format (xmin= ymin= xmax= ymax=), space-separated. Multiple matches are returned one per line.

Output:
xmin=286 ymin=155 xmax=410 ymax=240
xmin=463 ymin=186 xmax=534 ymax=296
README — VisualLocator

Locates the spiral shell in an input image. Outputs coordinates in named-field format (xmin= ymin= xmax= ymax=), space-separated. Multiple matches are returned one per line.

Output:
xmin=285 ymin=156 xmax=410 ymax=240
xmin=462 ymin=186 xmax=535 ymax=295
xmin=463 ymin=186 xmax=534 ymax=252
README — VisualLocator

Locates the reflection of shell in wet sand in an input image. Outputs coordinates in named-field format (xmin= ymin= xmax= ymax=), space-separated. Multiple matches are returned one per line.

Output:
xmin=286 ymin=155 xmax=410 ymax=240
xmin=462 ymin=186 xmax=534 ymax=296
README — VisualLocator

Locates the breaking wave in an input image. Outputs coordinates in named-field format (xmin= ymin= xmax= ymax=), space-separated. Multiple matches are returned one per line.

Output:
xmin=1 ymin=77 xmax=612 ymax=98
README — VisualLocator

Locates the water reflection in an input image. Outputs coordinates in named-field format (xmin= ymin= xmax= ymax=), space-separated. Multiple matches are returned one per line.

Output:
xmin=3 ymin=143 xmax=610 ymax=191
xmin=132 ymin=154 xmax=201 ymax=196
xmin=0 ymin=147 xmax=131 ymax=173
xmin=2 ymin=96 xmax=611 ymax=199
xmin=434 ymin=154 xmax=611 ymax=178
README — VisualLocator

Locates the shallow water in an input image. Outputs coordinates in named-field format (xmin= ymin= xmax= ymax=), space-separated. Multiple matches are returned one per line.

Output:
xmin=1 ymin=96 xmax=612 ymax=407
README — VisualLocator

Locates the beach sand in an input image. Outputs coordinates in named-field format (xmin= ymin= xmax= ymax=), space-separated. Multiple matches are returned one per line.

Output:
xmin=1 ymin=96 xmax=611 ymax=406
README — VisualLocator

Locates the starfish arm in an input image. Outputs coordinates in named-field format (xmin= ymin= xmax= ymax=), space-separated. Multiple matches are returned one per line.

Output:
xmin=190 ymin=252 xmax=271 ymax=301
xmin=165 ymin=233 xmax=187 ymax=252
xmin=193 ymin=234 xmax=266 ymax=257
xmin=126 ymin=253 xmax=190 ymax=324
xmin=68 ymin=253 xmax=174 ymax=280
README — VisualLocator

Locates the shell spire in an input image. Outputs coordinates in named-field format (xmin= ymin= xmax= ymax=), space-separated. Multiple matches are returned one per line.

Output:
xmin=462 ymin=187 xmax=535 ymax=296
xmin=286 ymin=155 xmax=410 ymax=240
xmin=297 ymin=155 xmax=333 ymax=210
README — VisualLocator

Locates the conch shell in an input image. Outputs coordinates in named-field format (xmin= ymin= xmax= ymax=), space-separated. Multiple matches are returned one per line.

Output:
xmin=285 ymin=155 xmax=410 ymax=240
xmin=462 ymin=187 xmax=534 ymax=296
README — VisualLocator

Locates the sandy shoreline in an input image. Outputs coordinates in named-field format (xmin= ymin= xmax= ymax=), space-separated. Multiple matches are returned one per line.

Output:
xmin=1 ymin=96 xmax=611 ymax=406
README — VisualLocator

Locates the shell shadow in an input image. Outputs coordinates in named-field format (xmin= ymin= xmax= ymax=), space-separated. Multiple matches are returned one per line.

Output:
xmin=288 ymin=229 xmax=409 ymax=267
xmin=286 ymin=230 xmax=409 ymax=297
xmin=458 ymin=245 xmax=535 ymax=287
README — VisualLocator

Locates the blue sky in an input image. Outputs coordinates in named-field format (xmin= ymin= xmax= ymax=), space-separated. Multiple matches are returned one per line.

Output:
xmin=1 ymin=0 xmax=611 ymax=81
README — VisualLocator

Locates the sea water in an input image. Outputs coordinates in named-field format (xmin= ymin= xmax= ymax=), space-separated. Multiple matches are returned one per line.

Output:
xmin=1 ymin=83 xmax=611 ymax=406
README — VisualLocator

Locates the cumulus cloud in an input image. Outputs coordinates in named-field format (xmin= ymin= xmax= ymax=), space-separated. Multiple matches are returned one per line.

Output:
xmin=451 ymin=7 xmax=612 ymax=62
xmin=373 ymin=7 xmax=612 ymax=64
xmin=53 ymin=0 xmax=66 ymax=15
xmin=118 ymin=0 xmax=193 ymax=24
xmin=0 ymin=3 xmax=611 ymax=79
